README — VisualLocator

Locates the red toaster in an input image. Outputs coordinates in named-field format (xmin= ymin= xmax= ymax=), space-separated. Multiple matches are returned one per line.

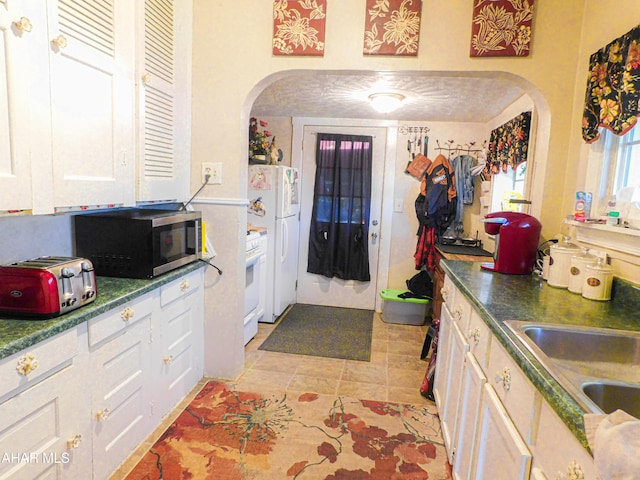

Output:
xmin=0 ymin=256 xmax=97 ymax=318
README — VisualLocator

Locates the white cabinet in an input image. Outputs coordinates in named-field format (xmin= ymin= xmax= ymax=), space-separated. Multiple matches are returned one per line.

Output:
xmin=452 ymin=352 xmax=486 ymax=480
xmin=473 ymin=383 xmax=532 ymax=480
xmin=88 ymin=295 xmax=155 ymax=479
xmin=0 ymin=0 xmax=193 ymax=214
xmin=0 ymin=0 xmax=136 ymax=214
xmin=88 ymin=271 xmax=204 ymax=480
xmin=48 ymin=0 xmax=136 ymax=212
xmin=0 ymin=327 xmax=91 ymax=480
xmin=0 ymin=268 xmax=205 ymax=480
xmin=531 ymin=400 xmax=596 ymax=480
xmin=155 ymin=270 xmax=204 ymax=417
xmin=440 ymin=320 xmax=469 ymax=462
xmin=433 ymin=302 xmax=452 ymax=409
xmin=436 ymin=275 xmax=596 ymax=480
xmin=0 ymin=3 xmax=41 ymax=212
xmin=136 ymin=0 xmax=193 ymax=203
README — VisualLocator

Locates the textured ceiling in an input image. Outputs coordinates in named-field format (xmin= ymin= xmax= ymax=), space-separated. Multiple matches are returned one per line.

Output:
xmin=250 ymin=71 xmax=528 ymax=123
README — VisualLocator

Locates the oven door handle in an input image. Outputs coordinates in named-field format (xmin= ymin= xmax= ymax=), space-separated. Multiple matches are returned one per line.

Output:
xmin=246 ymin=252 xmax=261 ymax=266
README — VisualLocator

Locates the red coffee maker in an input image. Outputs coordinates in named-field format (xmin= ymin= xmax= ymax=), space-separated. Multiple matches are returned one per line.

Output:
xmin=481 ymin=212 xmax=542 ymax=275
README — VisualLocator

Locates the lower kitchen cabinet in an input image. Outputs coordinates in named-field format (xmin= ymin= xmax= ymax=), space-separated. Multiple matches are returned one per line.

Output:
xmin=0 ymin=268 xmax=205 ymax=480
xmin=531 ymin=400 xmax=596 ymax=480
xmin=0 ymin=326 xmax=91 ymax=480
xmin=89 ymin=315 xmax=154 ymax=477
xmin=155 ymin=271 xmax=204 ymax=417
xmin=435 ymin=275 xmax=596 ymax=480
xmin=440 ymin=320 xmax=469 ymax=463
xmin=452 ymin=352 xmax=486 ymax=480
xmin=473 ymin=383 xmax=532 ymax=480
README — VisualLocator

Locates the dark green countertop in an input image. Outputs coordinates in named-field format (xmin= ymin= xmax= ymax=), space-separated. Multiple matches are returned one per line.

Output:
xmin=0 ymin=262 xmax=205 ymax=361
xmin=440 ymin=259 xmax=640 ymax=451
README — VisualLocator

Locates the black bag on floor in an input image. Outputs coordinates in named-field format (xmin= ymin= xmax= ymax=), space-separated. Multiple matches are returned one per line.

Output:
xmin=399 ymin=270 xmax=433 ymax=300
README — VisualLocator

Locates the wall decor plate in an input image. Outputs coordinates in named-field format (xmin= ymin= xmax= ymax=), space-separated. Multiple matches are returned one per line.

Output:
xmin=273 ymin=0 xmax=326 ymax=56
xmin=363 ymin=0 xmax=422 ymax=56
xmin=470 ymin=0 xmax=534 ymax=57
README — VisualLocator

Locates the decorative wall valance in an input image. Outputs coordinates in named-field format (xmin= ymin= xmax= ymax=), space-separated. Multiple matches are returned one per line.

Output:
xmin=582 ymin=25 xmax=640 ymax=143
xmin=483 ymin=111 xmax=532 ymax=176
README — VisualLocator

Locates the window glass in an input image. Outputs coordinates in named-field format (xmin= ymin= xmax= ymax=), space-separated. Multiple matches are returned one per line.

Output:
xmin=490 ymin=162 xmax=527 ymax=212
xmin=599 ymin=128 xmax=640 ymax=210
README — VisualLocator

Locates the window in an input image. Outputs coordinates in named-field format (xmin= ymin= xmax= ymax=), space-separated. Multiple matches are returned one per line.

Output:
xmin=490 ymin=162 xmax=527 ymax=212
xmin=598 ymin=127 xmax=640 ymax=212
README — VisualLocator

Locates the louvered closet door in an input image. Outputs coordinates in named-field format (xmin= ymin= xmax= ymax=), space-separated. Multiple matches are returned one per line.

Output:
xmin=47 ymin=0 xmax=136 ymax=211
xmin=137 ymin=0 xmax=192 ymax=203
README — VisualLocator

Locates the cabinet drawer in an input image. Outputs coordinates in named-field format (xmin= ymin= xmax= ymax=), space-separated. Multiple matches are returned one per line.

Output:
xmin=441 ymin=274 xmax=457 ymax=307
xmin=0 ymin=328 xmax=77 ymax=401
xmin=465 ymin=311 xmax=491 ymax=368
xmin=87 ymin=293 xmax=155 ymax=347
xmin=160 ymin=270 xmax=203 ymax=307
xmin=450 ymin=290 xmax=472 ymax=332
xmin=487 ymin=339 xmax=536 ymax=443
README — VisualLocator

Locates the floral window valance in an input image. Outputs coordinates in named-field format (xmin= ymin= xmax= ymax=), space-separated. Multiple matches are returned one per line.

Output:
xmin=483 ymin=111 xmax=532 ymax=176
xmin=582 ymin=25 xmax=640 ymax=144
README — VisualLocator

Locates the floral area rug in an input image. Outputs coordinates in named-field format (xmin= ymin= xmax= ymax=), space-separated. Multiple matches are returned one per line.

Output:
xmin=125 ymin=381 xmax=452 ymax=479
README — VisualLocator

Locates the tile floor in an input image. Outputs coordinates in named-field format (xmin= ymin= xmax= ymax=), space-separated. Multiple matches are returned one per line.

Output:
xmin=240 ymin=312 xmax=434 ymax=405
xmin=112 ymin=313 xmax=436 ymax=479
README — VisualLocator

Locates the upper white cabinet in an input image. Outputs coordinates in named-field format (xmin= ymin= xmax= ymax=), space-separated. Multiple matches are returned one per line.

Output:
xmin=0 ymin=2 xmax=44 ymax=212
xmin=136 ymin=0 xmax=192 ymax=203
xmin=0 ymin=0 xmax=192 ymax=214
xmin=48 ymin=0 xmax=136 ymax=212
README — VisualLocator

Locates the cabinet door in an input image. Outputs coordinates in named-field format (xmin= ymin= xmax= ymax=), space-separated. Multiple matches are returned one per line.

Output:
xmin=433 ymin=304 xmax=452 ymax=409
xmin=90 ymin=317 xmax=153 ymax=479
xmin=532 ymin=400 xmax=596 ymax=480
xmin=440 ymin=320 xmax=470 ymax=461
xmin=488 ymin=338 xmax=536 ymax=441
xmin=136 ymin=0 xmax=192 ymax=203
xmin=452 ymin=352 xmax=486 ymax=480
xmin=47 ymin=0 xmax=135 ymax=212
xmin=473 ymin=384 xmax=532 ymax=480
xmin=0 ymin=2 xmax=46 ymax=211
xmin=155 ymin=271 xmax=204 ymax=417
xmin=0 ymin=366 xmax=91 ymax=480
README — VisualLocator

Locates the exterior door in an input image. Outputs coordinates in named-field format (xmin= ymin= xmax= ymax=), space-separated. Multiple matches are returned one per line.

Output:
xmin=297 ymin=125 xmax=385 ymax=310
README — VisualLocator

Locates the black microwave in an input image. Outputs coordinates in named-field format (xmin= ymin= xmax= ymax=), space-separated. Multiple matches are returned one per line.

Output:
xmin=74 ymin=209 xmax=202 ymax=279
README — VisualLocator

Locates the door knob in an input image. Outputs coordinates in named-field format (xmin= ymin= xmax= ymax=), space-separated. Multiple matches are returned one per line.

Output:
xmin=370 ymin=232 xmax=378 ymax=240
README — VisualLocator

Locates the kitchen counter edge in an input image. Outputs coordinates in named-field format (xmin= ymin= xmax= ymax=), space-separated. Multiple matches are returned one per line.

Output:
xmin=440 ymin=259 xmax=640 ymax=452
xmin=0 ymin=262 xmax=206 ymax=360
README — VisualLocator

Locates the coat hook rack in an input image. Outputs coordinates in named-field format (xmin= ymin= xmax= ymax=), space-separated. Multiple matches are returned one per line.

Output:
xmin=435 ymin=139 xmax=487 ymax=157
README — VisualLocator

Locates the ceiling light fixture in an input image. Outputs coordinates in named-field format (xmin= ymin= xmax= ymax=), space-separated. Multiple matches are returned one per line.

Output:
xmin=368 ymin=93 xmax=405 ymax=113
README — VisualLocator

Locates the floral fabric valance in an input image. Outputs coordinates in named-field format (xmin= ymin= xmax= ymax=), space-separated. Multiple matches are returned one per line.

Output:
xmin=483 ymin=111 xmax=532 ymax=176
xmin=582 ymin=25 xmax=640 ymax=144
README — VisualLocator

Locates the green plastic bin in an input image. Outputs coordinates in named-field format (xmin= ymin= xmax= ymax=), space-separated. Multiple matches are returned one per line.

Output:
xmin=379 ymin=289 xmax=429 ymax=326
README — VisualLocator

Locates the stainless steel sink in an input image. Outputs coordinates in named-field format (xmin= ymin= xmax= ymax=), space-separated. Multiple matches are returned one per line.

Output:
xmin=582 ymin=382 xmax=640 ymax=418
xmin=504 ymin=320 xmax=640 ymax=415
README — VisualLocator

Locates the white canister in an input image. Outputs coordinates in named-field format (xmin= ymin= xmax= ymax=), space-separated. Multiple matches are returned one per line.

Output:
xmin=582 ymin=259 xmax=614 ymax=301
xmin=567 ymin=248 xmax=597 ymax=294
xmin=547 ymin=237 xmax=581 ymax=288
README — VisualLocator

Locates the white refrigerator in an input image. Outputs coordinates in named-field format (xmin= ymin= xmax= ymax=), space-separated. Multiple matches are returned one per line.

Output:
xmin=248 ymin=165 xmax=300 ymax=323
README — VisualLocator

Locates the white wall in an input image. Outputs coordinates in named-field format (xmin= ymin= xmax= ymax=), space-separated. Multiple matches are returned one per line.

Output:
xmin=0 ymin=215 xmax=72 ymax=265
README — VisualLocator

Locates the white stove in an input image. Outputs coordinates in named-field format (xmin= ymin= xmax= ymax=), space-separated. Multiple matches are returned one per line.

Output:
xmin=244 ymin=231 xmax=266 ymax=345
